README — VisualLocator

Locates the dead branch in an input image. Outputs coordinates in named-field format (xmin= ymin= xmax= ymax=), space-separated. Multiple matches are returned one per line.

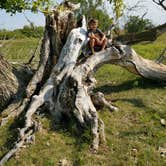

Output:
xmin=156 ymin=48 xmax=166 ymax=63
xmin=152 ymin=0 xmax=166 ymax=10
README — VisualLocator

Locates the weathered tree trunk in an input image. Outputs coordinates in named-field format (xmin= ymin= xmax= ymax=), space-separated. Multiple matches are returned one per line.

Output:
xmin=110 ymin=45 xmax=166 ymax=80
xmin=0 ymin=55 xmax=18 ymax=111
xmin=1 ymin=1 xmax=166 ymax=165
xmin=0 ymin=1 xmax=78 ymax=127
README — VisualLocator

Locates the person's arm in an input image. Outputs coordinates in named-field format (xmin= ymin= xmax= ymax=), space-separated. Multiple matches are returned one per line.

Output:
xmin=88 ymin=32 xmax=97 ymax=40
xmin=101 ymin=34 xmax=106 ymax=42
xmin=97 ymin=29 xmax=105 ymax=42
xmin=88 ymin=30 xmax=94 ymax=39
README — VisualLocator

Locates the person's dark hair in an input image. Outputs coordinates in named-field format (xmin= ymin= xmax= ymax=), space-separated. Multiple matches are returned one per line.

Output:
xmin=88 ymin=19 xmax=98 ymax=26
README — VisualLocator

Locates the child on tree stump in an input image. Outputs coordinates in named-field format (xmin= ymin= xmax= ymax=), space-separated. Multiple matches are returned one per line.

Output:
xmin=87 ymin=19 xmax=107 ymax=55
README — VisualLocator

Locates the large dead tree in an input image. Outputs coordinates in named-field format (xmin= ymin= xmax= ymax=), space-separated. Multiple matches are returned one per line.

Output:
xmin=0 ymin=1 xmax=166 ymax=165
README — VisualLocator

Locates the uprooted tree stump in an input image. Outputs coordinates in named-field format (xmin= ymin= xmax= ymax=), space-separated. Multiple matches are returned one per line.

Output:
xmin=0 ymin=55 xmax=18 ymax=112
xmin=0 ymin=1 xmax=166 ymax=165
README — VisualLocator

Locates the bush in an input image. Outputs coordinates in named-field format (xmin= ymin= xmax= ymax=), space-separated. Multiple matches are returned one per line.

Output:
xmin=124 ymin=16 xmax=154 ymax=33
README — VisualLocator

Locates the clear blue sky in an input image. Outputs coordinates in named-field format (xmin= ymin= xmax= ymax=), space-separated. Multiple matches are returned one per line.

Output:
xmin=0 ymin=10 xmax=45 ymax=30
xmin=0 ymin=0 xmax=165 ymax=30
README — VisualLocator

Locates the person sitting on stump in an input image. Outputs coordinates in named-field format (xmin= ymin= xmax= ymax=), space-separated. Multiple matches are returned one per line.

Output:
xmin=87 ymin=19 xmax=107 ymax=55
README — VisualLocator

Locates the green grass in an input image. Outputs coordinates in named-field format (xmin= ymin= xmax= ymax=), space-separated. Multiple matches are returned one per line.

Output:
xmin=133 ymin=32 xmax=166 ymax=60
xmin=0 ymin=33 xmax=166 ymax=166
xmin=0 ymin=38 xmax=40 ymax=63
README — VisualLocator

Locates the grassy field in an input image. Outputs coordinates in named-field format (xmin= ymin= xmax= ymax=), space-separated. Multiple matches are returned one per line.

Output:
xmin=0 ymin=37 xmax=40 ymax=63
xmin=0 ymin=33 xmax=166 ymax=166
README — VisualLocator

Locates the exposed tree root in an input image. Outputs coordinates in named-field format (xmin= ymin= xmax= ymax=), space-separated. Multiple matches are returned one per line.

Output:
xmin=0 ymin=128 xmax=35 ymax=166
xmin=0 ymin=98 xmax=27 ymax=126
xmin=91 ymin=92 xmax=118 ymax=112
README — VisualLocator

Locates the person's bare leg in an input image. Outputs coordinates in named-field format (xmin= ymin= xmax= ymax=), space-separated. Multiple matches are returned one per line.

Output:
xmin=90 ymin=39 xmax=95 ymax=54
xmin=101 ymin=38 xmax=108 ymax=51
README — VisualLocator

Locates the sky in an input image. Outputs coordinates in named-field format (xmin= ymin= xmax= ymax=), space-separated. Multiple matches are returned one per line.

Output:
xmin=0 ymin=0 xmax=165 ymax=30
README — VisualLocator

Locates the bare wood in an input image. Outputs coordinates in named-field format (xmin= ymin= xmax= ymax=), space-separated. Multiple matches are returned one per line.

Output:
xmin=0 ymin=1 xmax=80 ymax=128
xmin=26 ymin=29 xmax=50 ymax=97
xmin=0 ymin=98 xmax=29 ymax=127
xmin=91 ymin=92 xmax=118 ymax=111
xmin=0 ymin=15 xmax=87 ymax=165
xmin=25 ymin=37 xmax=42 ymax=65
xmin=26 ymin=1 xmax=79 ymax=98
xmin=111 ymin=45 xmax=166 ymax=81
xmin=1 ymin=31 xmax=166 ymax=164
xmin=0 ymin=129 xmax=33 ymax=166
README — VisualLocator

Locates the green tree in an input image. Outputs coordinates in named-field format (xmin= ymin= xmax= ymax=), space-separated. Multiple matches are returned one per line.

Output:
xmin=0 ymin=0 xmax=53 ymax=14
xmin=88 ymin=9 xmax=113 ymax=32
xmin=70 ymin=0 xmax=124 ymax=19
xmin=0 ymin=0 xmax=124 ymax=30
xmin=70 ymin=0 xmax=124 ymax=31
xmin=124 ymin=15 xmax=154 ymax=33
xmin=0 ymin=0 xmax=27 ymax=13
xmin=109 ymin=0 xmax=124 ymax=20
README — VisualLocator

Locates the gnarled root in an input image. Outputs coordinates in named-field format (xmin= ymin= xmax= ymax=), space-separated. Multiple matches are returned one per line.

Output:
xmin=91 ymin=92 xmax=118 ymax=112
xmin=0 ymin=122 xmax=37 ymax=166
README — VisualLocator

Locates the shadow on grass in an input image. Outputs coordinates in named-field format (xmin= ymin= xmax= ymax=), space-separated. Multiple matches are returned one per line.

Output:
xmin=0 ymin=102 xmax=29 ymax=159
xmin=46 ymin=113 xmax=92 ymax=165
xmin=113 ymin=98 xmax=146 ymax=108
xmin=52 ymin=115 xmax=93 ymax=166
xmin=118 ymin=128 xmax=149 ymax=138
xmin=95 ymin=78 xmax=166 ymax=94
xmin=0 ymin=117 xmax=24 ymax=159
xmin=52 ymin=114 xmax=92 ymax=148
xmin=56 ymin=117 xmax=92 ymax=166
xmin=113 ymin=97 xmax=162 ymax=120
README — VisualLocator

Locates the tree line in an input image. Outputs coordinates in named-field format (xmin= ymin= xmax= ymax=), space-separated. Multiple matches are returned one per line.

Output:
xmin=0 ymin=25 xmax=44 ymax=39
